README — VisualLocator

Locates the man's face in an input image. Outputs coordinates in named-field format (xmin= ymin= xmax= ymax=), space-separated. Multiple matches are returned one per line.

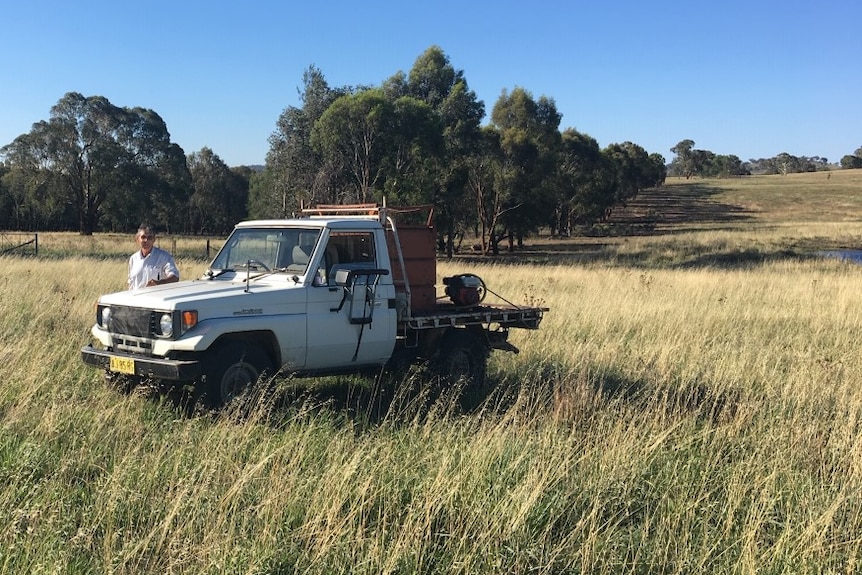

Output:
xmin=136 ymin=229 xmax=155 ymax=255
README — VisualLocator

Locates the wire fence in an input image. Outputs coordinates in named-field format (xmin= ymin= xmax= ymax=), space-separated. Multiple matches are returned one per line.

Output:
xmin=162 ymin=237 xmax=222 ymax=261
xmin=0 ymin=232 xmax=222 ymax=261
xmin=0 ymin=232 xmax=38 ymax=256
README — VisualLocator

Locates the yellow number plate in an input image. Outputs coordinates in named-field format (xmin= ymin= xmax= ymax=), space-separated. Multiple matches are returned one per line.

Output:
xmin=109 ymin=356 xmax=135 ymax=375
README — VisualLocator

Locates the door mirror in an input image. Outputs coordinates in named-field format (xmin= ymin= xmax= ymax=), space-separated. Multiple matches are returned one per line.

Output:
xmin=334 ymin=268 xmax=353 ymax=287
xmin=330 ymin=268 xmax=391 ymax=324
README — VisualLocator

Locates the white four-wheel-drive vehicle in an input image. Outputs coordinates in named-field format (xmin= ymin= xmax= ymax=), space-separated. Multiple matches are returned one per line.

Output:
xmin=81 ymin=204 xmax=548 ymax=407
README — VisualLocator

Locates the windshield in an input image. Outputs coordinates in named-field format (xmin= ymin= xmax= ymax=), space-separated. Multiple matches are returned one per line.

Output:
xmin=209 ymin=227 xmax=322 ymax=274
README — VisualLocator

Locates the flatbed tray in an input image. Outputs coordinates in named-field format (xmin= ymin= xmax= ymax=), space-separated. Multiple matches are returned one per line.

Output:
xmin=406 ymin=303 xmax=547 ymax=330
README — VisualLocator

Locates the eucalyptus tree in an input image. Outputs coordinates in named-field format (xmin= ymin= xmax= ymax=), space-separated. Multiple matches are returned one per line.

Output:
xmin=490 ymin=87 xmax=561 ymax=250
xmin=188 ymin=147 xmax=248 ymax=235
xmin=0 ymin=136 xmax=69 ymax=230
xmin=0 ymin=165 xmax=8 ymax=229
xmin=555 ymin=129 xmax=616 ymax=232
xmin=670 ymin=139 xmax=696 ymax=178
xmin=466 ymin=126 xmax=507 ymax=255
xmin=702 ymin=153 xmax=745 ymax=177
xmin=124 ymin=107 xmax=193 ymax=234
xmin=310 ymin=84 xmax=442 ymax=207
xmin=405 ymin=46 xmax=484 ymax=256
xmin=840 ymin=151 xmax=862 ymax=169
xmin=774 ymin=152 xmax=803 ymax=175
xmin=251 ymin=66 xmax=346 ymax=218
xmin=379 ymin=94 xmax=442 ymax=207
xmin=603 ymin=141 xmax=656 ymax=210
xmin=648 ymin=152 xmax=668 ymax=185
xmin=0 ymin=92 xmax=190 ymax=234
xmin=311 ymin=88 xmax=395 ymax=204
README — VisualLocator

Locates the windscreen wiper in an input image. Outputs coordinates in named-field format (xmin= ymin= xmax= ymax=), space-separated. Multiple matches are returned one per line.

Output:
xmin=249 ymin=267 xmax=291 ymax=282
xmin=205 ymin=268 xmax=232 ymax=279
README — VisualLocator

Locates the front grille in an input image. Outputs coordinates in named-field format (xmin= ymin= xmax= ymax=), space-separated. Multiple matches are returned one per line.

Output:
xmin=107 ymin=306 xmax=165 ymax=356
xmin=109 ymin=306 xmax=155 ymax=337
xmin=112 ymin=335 xmax=155 ymax=355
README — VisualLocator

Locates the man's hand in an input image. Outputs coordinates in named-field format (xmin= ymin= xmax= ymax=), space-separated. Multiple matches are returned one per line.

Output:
xmin=146 ymin=275 xmax=178 ymax=287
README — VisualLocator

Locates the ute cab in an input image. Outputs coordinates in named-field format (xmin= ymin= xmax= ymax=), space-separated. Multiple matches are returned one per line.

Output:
xmin=204 ymin=219 xmax=397 ymax=369
xmin=82 ymin=217 xmax=398 ymax=406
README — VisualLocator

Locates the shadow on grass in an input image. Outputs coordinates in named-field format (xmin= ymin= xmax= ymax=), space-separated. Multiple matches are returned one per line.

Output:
xmin=452 ymin=244 xmax=815 ymax=269
xmin=608 ymin=182 xmax=752 ymax=227
xmin=485 ymin=361 xmax=741 ymax=426
xmin=133 ymin=354 xmax=743 ymax=430
xmin=621 ymin=247 xmax=817 ymax=270
xmin=481 ymin=360 xmax=742 ymax=426
xmin=134 ymin=367 xmax=503 ymax=428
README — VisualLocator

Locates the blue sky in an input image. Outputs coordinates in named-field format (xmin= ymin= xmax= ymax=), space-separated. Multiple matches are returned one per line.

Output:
xmin=2 ymin=0 xmax=860 ymax=167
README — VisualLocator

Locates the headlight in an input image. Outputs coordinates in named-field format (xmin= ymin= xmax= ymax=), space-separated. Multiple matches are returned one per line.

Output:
xmin=99 ymin=306 xmax=111 ymax=329
xmin=158 ymin=310 xmax=197 ymax=338
xmin=159 ymin=313 xmax=173 ymax=337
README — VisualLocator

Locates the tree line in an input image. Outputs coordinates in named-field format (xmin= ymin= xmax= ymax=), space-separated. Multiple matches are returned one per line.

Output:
xmin=668 ymin=140 xmax=862 ymax=178
xmin=251 ymin=50 xmax=666 ymax=255
xmin=0 ymin=47 xmax=665 ymax=253
xmin=2 ymin=46 xmax=856 ymax=253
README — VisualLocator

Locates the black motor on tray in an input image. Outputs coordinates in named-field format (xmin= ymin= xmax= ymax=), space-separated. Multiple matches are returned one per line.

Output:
xmin=443 ymin=274 xmax=483 ymax=307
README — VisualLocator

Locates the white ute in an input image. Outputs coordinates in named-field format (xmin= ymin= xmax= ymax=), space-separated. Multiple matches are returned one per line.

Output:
xmin=81 ymin=204 xmax=548 ymax=407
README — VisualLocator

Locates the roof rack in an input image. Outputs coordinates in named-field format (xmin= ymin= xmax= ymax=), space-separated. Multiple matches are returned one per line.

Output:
xmin=300 ymin=202 xmax=434 ymax=226
xmin=301 ymin=203 xmax=379 ymax=216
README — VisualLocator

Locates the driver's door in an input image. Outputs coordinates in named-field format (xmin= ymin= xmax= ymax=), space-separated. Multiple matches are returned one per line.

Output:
xmin=304 ymin=232 xmax=396 ymax=370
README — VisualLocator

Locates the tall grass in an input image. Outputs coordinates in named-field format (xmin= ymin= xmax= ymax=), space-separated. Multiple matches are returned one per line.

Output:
xmin=3 ymin=171 xmax=862 ymax=573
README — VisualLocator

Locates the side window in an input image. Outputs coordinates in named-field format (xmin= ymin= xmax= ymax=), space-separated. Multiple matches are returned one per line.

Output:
xmin=317 ymin=232 xmax=376 ymax=286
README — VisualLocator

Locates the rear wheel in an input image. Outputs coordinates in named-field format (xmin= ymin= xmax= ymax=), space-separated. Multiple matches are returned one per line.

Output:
xmin=430 ymin=329 xmax=489 ymax=388
xmin=198 ymin=342 xmax=272 ymax=409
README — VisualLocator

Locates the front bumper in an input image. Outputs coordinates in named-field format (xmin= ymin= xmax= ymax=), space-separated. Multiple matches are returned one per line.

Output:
xmin=81 ymin=345 xmax=201 ymax=381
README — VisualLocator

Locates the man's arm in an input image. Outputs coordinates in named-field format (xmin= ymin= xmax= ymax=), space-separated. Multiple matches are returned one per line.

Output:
xmin=163 ymin=254 xmax=180 ymax=281
xmin=144 ymin=252 xmax=180 ymax=286
xmin=147 ymin=274 xmax=179 ymax=286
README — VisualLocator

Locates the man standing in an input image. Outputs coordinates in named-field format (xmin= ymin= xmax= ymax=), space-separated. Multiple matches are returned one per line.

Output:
xmin=128 ymin=223 xmax=180 ymax=290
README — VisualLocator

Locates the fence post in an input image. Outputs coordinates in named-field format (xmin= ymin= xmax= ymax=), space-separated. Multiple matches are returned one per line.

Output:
xmin=34 ymin=233 xmax=38 ymax=257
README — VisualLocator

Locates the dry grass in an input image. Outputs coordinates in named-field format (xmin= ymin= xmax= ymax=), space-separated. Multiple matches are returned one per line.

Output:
xmin=3 ymin=171 xmax=862 ymax=573
xmin=19 ymin=231 xmax=221 ymax=261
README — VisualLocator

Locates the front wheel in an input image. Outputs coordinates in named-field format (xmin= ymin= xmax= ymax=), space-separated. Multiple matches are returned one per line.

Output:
xmin=198 ymin=342 xmax=272 ymax=409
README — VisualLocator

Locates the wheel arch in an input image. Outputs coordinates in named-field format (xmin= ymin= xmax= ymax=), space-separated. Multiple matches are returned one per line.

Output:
xmin=417 ymin=325 xmax=490 ymax=356
xmin=208 ymin=330 xmax=281 ymax=369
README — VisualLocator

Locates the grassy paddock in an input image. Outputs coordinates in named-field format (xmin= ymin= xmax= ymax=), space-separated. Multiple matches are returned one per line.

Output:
xmin=3 ymin=171 xmax=862 ymax=573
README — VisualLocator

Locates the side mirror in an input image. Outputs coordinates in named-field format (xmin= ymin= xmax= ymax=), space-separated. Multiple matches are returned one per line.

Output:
xmin=330 ymin=268 xmax=391 ymax=323
xmin=334 ymin=267 xmax=390 ymax=287
xmin=334 ymin=268 xmax=353 ymax=287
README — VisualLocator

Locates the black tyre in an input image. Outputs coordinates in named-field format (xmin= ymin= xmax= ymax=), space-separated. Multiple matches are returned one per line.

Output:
xmin=199 ymin=342 xmax=272 ymax=408
xmin=383 ymin=347 xmax=418 ymax=381
xmin=431 ymin=329 xmax=489 ymax=388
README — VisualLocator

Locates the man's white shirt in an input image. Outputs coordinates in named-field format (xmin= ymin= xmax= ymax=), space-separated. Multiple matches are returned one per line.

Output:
xmin=128 ymin=247 xmax=179 ymax=290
